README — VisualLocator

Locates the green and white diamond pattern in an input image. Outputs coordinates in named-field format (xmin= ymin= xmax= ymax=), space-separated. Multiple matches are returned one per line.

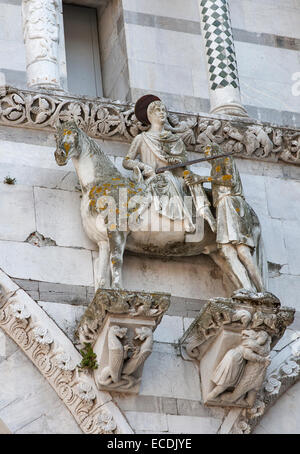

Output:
xmin=200 ymin=0 xmax=240 ymax=91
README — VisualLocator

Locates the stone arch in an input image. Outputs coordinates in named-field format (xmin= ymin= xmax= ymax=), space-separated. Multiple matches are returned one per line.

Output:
xmin=0 ymin=268 xmax=133 ymax=434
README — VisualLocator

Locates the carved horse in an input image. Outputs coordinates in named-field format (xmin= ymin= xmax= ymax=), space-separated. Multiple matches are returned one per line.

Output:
xmin=54 ymin=121 xmax=265 ymax=291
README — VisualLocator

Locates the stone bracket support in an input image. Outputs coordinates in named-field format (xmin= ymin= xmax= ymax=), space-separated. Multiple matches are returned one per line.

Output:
xmin=179 ymin=289 xmax=295 ymax=409
xmin=76 ymin=288 xmax=170 ymax=394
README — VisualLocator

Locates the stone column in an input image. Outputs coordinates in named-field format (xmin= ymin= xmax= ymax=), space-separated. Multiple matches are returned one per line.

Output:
xmin=198 ymin=0 xmax=247 ymax=116
xmin=22 ymin=0 xmax=62 ymax=90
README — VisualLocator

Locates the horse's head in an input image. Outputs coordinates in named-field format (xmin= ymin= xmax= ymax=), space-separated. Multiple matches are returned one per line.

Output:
xmin=54 ymin=121 xmax=81 ymax=166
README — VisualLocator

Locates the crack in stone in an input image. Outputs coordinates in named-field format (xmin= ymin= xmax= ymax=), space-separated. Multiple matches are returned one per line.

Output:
xmin=25 ymin=231 xmax=57 ymax=247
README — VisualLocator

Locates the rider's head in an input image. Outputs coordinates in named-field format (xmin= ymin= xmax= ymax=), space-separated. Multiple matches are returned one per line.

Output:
xmin=147 ymin=101 xmax=167 ymax=127
xmin=134 ymin=94 xmax=163 ymax=125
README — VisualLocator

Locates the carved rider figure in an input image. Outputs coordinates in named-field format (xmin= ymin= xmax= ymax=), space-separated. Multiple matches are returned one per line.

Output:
xmin=186 ymin=145 xmax=265 ymax=292
xmin=123 ymin=95 xmax=216 ymax=234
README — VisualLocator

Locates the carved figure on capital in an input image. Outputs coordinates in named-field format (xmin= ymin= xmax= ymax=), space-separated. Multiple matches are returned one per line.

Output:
xmin=180 ymin=290 xmax=294 ymax=408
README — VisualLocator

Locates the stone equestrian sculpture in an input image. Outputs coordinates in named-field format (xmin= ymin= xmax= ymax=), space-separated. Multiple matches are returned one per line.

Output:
xmin=54 ymin=95 xmax=266 ymax=292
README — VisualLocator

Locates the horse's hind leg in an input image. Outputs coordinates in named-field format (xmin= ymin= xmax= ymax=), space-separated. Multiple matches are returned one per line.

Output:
xmin=108 ymin=230 xmax=127 ymax=289
xmin=95 ymin=240 xmax=110 ymax=290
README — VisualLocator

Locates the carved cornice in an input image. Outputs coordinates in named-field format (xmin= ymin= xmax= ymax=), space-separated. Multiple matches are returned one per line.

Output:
xmin=1 ymin=86 xmax=300 ymax=165
xmin=0 ymin=269 xmax=133 ymax=435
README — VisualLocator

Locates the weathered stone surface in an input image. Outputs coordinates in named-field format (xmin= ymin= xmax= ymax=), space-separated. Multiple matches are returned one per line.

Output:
xmin=125 ymin=411 xmax=168 ymax=432
xmin=0 ymin=183 xmax=35 ymax=242
xmin=37 ymin=301 xmax=86 ymax=343
xmin=0 ymin=270 xmax=133 ymax=434
xmin=0 ymin=418 xmax=11 ymax=434
xmin=153 ymin=315 xmax=183 ymax=344
xmin=0 ymin=241 xmax=94 ymax=286
xmin=123 ymin=254 xmax=228 ymax=299
xmin=140 ymin=349 xmax=201 ymax=401
xmin=34 ymin=187 xmax=96 ymax=250
xmin=39 ymin=282 xmax=88 ymax=305
xmin=167 ymin=414 xmax=221 ymax=434
xmin=0 ymin=348 xmax=82 ymax=434
xmin=114 ymin=394 xmax=178 ymax=415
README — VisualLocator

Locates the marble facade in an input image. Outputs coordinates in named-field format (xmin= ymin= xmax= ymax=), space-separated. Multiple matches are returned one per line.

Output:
xmin=0 ymin=0 xmax=299 ymax=435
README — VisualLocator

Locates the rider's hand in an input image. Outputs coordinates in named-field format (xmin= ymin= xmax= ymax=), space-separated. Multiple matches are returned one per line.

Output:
xmin=167 ymin=157 xmax=182 ymax=164
xmin=184 ymin=174 xmax=201 ymax=186
xmin=142 ymin=165 xmax=155 ymax=178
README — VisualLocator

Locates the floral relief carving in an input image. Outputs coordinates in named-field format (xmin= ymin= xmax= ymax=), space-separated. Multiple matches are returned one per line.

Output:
xmin=0 ymin=278 xmax=132 ymax=434
xmin=0 ymin=87 xmax=299 ymax=165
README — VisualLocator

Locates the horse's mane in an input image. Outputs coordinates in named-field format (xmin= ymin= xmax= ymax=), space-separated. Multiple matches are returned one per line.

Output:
xmin=76 ymin=125 xmax=125 ymax=181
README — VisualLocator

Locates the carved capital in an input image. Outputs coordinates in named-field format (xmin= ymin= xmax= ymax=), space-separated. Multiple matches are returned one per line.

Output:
xmin=180 ymin=290 xmax=295 ymax=409
xmin=76 ymin=288 xmax=170 ymax=394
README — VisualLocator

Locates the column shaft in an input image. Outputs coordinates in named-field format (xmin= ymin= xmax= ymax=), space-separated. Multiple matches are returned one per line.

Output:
xmin=199 ymin=0 xmax=247 ymax=116
xmin=22 ymin=0 xmax=62 ymax=90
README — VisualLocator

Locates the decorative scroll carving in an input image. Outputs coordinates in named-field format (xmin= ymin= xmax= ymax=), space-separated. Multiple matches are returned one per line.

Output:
xmin=22 ymin=0 xmax=61 ymax=88
xmin=180 ymin=289 xmax=294 ymax=409
xmin=76 ymin=288 xmax=170 ymax=394
xmin=0 ymin=87 xmax=300 ymax=165
xmin=0 ymin=271 xmax=133 ymax=434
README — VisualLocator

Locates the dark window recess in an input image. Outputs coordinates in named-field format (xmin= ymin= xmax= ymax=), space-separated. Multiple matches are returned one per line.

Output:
xmin=63 ymin=4 xmax=103 ymax=97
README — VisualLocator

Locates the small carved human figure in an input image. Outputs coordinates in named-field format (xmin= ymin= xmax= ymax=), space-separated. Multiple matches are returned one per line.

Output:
xmin=185 ymin=145 xmax=265 ymax=292
xmin=123 ymin=95 xmax=216 ymax=233
xmin=207 ymin=330 xmax=270 ymax=402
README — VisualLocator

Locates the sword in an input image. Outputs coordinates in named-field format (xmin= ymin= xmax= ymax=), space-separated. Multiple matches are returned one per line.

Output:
xmin=155 ymin=151 xmax=235 ymax=174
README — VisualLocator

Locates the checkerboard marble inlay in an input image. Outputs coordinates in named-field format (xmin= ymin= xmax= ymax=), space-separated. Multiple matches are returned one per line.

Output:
xmin=199 ymin=0 xmax=240 ymax=91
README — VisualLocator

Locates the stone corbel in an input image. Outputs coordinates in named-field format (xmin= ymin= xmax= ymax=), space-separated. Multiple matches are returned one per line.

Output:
xmin=76 ymin=289 xmax=170 ymax=394
xmin=179 ymin=289 xmax=295 ymax=409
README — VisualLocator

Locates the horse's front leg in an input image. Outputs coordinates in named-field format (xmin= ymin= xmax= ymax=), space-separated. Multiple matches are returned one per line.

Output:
xmin=95 ymin=240 xmax=110 ymax=290
xmin=108 ymin=231 xmax=127 ymax=289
